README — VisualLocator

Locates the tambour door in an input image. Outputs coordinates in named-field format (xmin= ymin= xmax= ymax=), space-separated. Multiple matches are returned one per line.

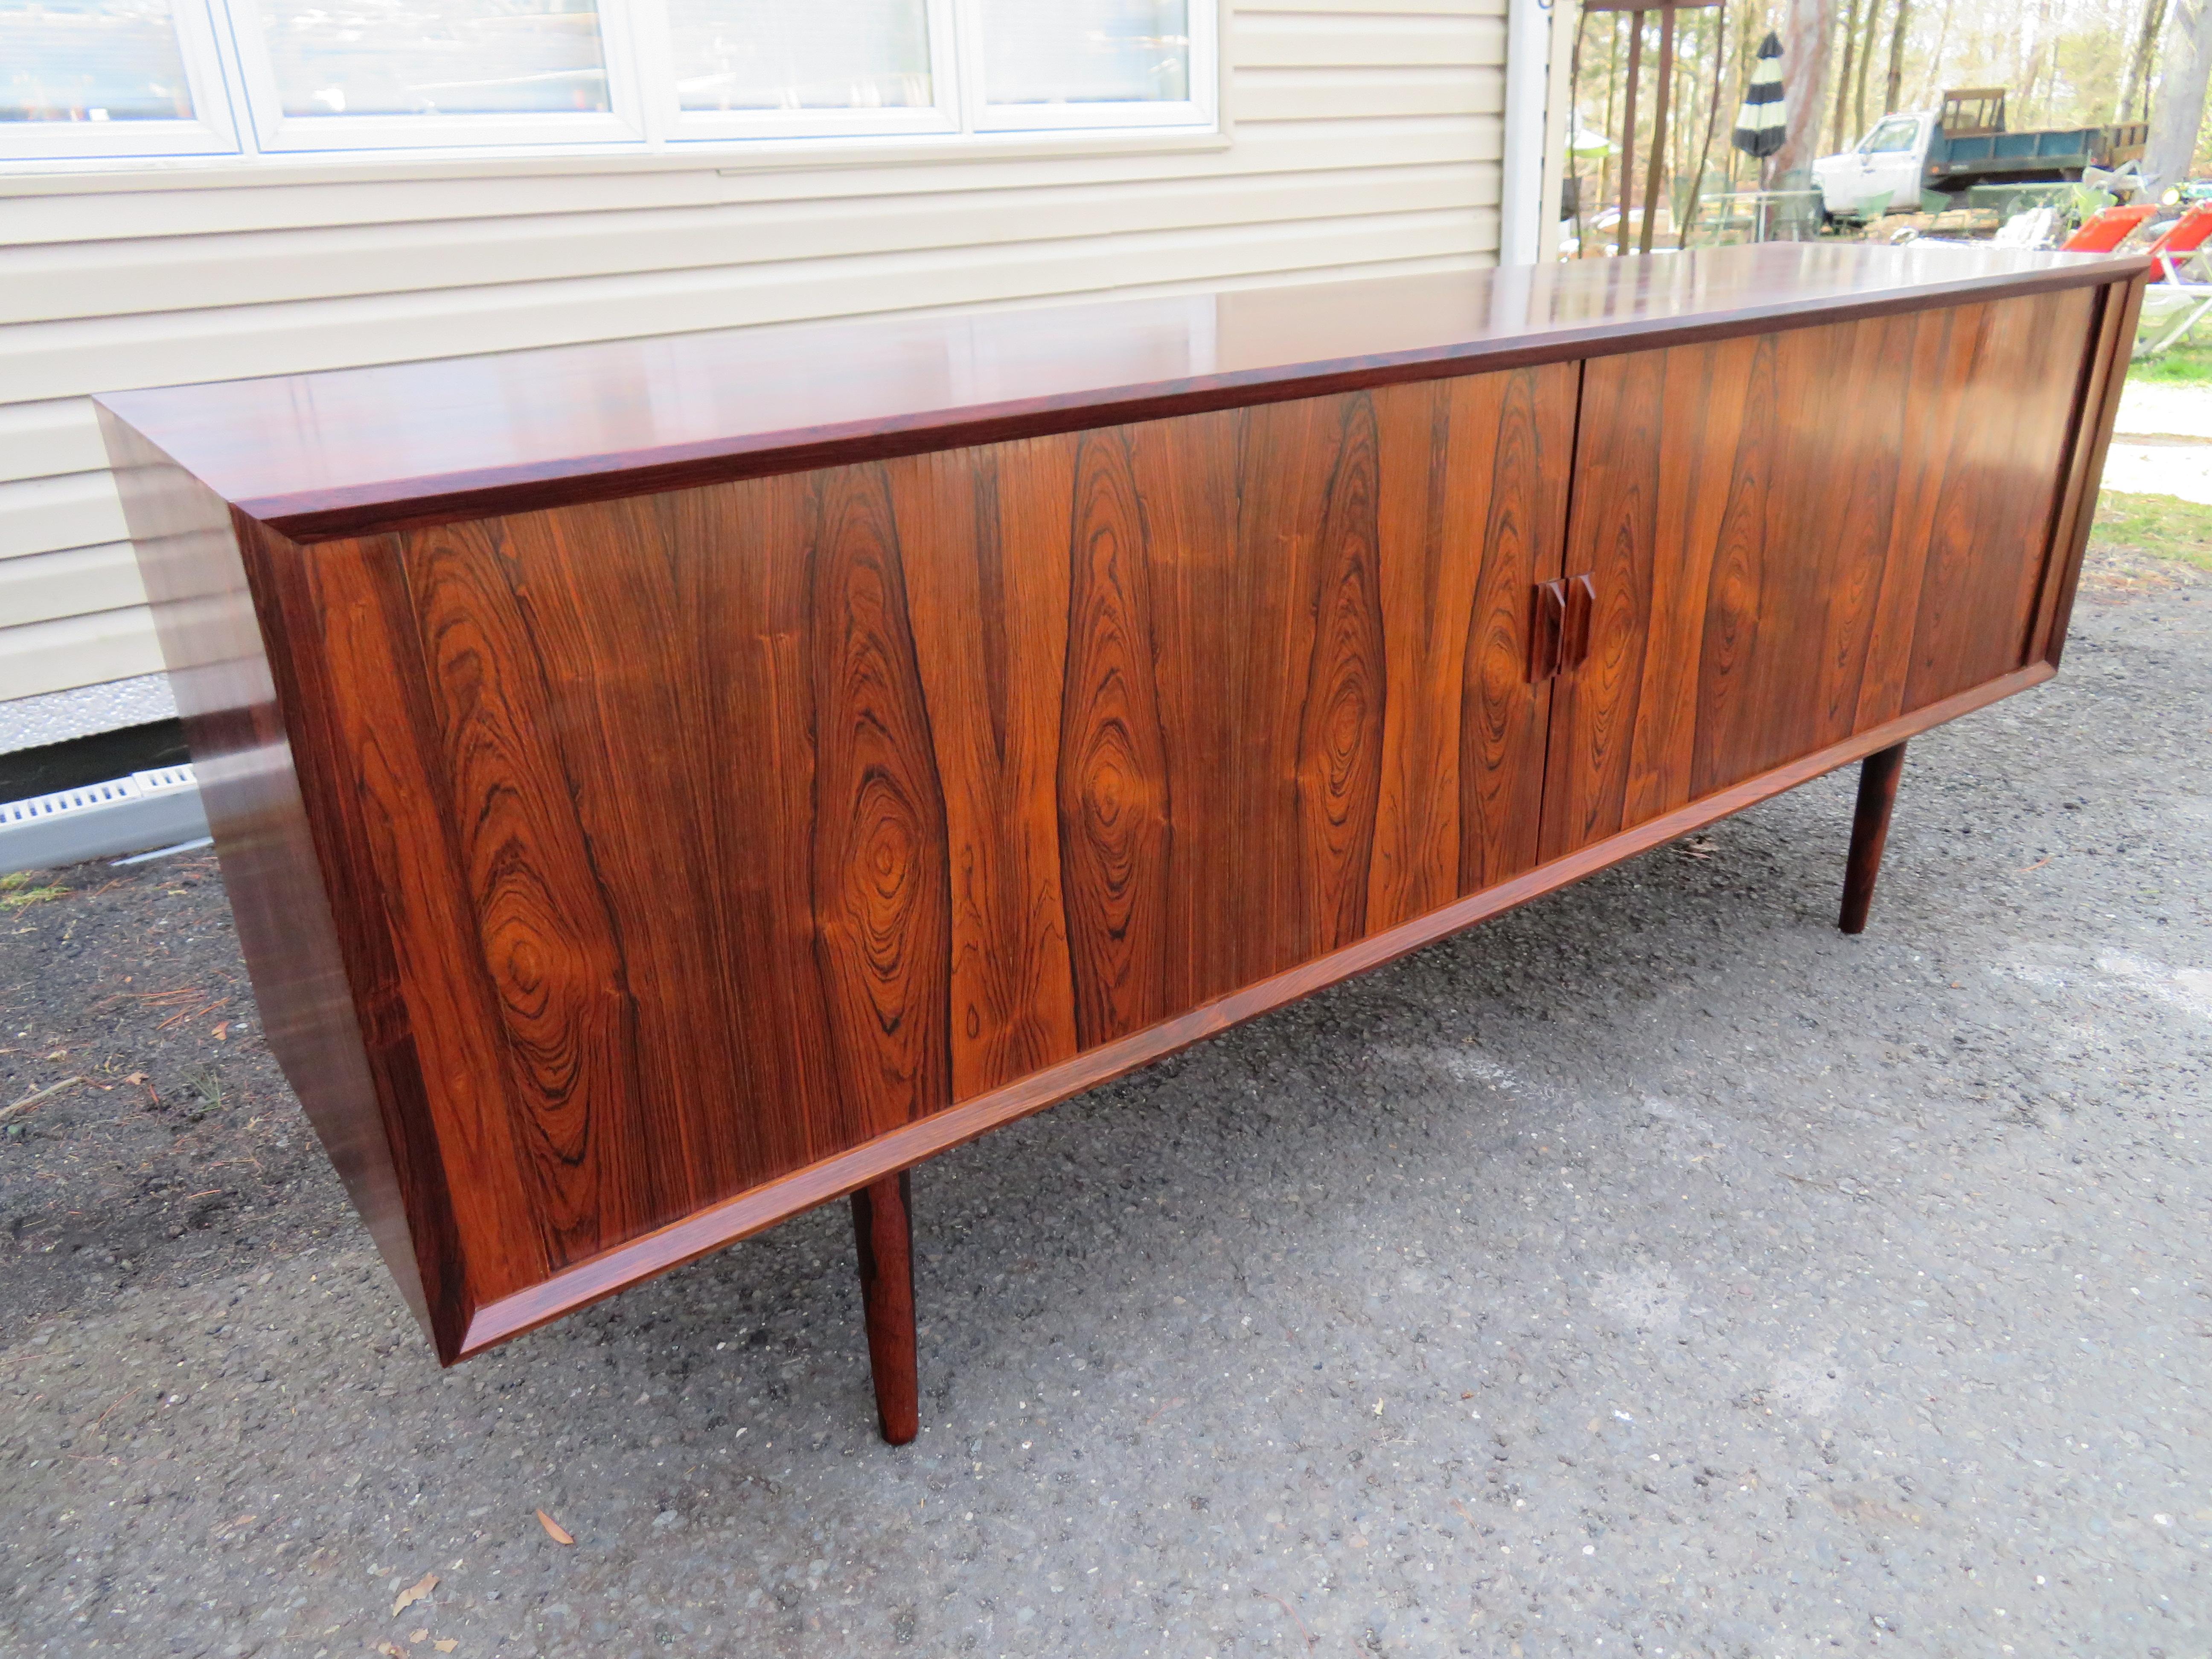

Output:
xmin=1538 ymin=288 xmax=2100 ymax=862
xmin=882 ymin=364 xmax=1580 ymax=1073
xmin=317 ymin=366 xmax=1578 ymax=1302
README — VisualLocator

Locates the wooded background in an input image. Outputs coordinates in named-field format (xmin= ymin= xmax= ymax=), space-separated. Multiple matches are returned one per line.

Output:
xmin=1574 ymin=0 xmax=2212 ymax=227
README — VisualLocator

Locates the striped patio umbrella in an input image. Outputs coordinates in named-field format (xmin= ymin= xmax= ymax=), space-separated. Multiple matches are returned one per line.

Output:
xmin=1732 ymin=32 xmax=1786 ymax=159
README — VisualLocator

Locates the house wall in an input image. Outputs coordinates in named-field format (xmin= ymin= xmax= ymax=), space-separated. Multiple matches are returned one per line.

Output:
xmin=0 ymin=0 xmax=1509 ymax=751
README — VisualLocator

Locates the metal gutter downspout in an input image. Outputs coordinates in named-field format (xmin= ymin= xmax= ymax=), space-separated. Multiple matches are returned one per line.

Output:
xmin=1499 ymin=0 xmax=1559 ymax=265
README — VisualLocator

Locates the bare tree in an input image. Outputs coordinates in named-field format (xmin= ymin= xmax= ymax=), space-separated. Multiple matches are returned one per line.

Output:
xmin=2119 ymin=0 xmax=2171 ymax=120
xmin=2028 ymin=0 xmax=2058 ymax=124
xmin=1884 ymin=0 xmax=1912 ymax=113
xmin=1680 ymin=0 xmax=1732 ymax=244
xmin=1832 ymin=0 xmax=1867 ymax=148
xmin=1854 ymin=0 xmax=1880 ymax=130
xmin=2146 ymin=0 xmax=2212 ymax=186
xmin=1915 ymin=0 xmax=1955 ymax=108
xmin=1599 ymin=14 xmax=1621 ymax=218
xmin=1776 ymin=0 xmax=1836 ymax=179
xmin=1729 ymin=0 xmax=1760 ymax=186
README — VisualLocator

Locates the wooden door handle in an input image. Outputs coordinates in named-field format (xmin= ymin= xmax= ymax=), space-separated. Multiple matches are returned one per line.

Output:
xmin=1563 ymin=573 xmax=1596 ymax=669
xmin=1530 ymin=579 xmax=1568 ymax=681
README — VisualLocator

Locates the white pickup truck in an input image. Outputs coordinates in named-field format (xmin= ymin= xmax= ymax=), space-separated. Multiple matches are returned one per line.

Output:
xmin=1812 ymin=113 xmax=1933 ymax=222
xmin=1813 ymin=90 xmax=2149 ymax=223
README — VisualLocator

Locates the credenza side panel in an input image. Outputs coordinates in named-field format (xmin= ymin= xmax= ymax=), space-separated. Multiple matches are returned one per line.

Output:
xmin=1542 ymin=287 xmax=2099 ymax=860
xmin=97 ymin=411 xmax=455 ymax=1352
xmin=315 ymin=368 xmax=1574 ymax=1287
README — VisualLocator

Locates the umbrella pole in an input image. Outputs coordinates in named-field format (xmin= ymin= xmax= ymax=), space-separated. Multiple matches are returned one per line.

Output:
xmin=1618 ymin=15 xmax=1644 ymax=256
xmin=1639 ymin=6 xmax=1676 ymax=254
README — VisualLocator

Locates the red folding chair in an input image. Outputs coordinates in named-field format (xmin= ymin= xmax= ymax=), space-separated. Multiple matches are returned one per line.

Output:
xmin=2136 ymin=203 xmax=2212 ymax=355
xmin=2061 ymin=203 xmax=2158 ymax=252
xmin=2145 ymin=202 xmax=2212 ymax=282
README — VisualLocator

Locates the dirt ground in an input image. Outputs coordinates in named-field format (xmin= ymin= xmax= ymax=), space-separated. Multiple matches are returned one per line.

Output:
xmin=2 ymin=539 xmax=2207 ymax=1659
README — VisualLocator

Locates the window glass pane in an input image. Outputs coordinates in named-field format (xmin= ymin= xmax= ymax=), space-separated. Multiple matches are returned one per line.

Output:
xmin=982 ymin=0 xmax=1188 ymax=105
xmin=1863 ymin=118 xmax=1918 ymax=154
xmin=3 ymin=0 xmax=195 ymax=122
xmin=254 ymin=0 xmax=611 ymax=117
xmin=664 ymin=0 xmax=930 ymax=113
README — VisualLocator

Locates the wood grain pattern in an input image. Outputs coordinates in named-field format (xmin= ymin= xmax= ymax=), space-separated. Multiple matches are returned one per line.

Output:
xmin=2037 ymin=276 xmax=2148 ymax=667
xmin=1058 ymin=425 xmax=1176 ymax=1048
xmin=457 ymin=661 xmax=2056 ymax=1361
xmin=806 ymin=468 xmax=954 ymax=1142
xmin=267 ymin=530 xmax=550 ymax=1318
xmin=1231 ymin=394 xmax=1378 ymax=976
xmin=98 ymin=262 xmax=2139 ymax=1372
xmin=1544 ymin=288 xmax=2102 ymax=861
xmin=485 ymin=496 xmax=798 ymax=1191
xmin=1368 ymin=380 xmax=1475 ymax=929
xmin=1293 ymin=390 xmax=1387 ymax=957
xmin=891 ymin=443 xmax=1080 ymax=1100
xmin=189 ymin=372 xmax=1575 ymax=1353
xmin=654 ymin=477 xmax=848 ymax=1174
xmin=1131 ymin=410 xmax=1243 ymax=1016
xmin=1457 ymin=367 xmax=1575 ymax=891
xmin=403 ymin=519 xmax=669 ymax=1262
xmin=1900 ymin=290 xmax=2099 ymax=710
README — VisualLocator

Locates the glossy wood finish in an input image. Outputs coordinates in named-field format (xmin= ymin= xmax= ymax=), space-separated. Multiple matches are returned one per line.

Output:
xmin=850 ymin=1173 xmax=918 ymax=1447
xmin=93 ymin=247 xmax=2144 ymax=1379
xmin=461 ymin=661 xmax=2056 ymax=1358
xmin=1839 ymin=742 xmax=1908 ymax=935
xmin=95 ymin=245 xmax=2140 ymax=544
xmin=180 ymin=367 xmax=1571 ymax=1348
xmin=93 ymin=412 xmax=451 ymax=1349
xmin=2037 ymin=276 xmax=2148 ymax=669
xmin=1541 ymin=287 xmax=2100 ymax=862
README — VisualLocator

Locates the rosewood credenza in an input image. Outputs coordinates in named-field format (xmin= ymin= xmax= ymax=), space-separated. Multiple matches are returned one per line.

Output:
xmin=97 ymin=243 xmax=2145 ymax=1443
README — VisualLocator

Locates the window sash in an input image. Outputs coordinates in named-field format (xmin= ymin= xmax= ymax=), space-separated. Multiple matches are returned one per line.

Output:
xmin=960 ymin=0 xmax=1213 ymax=136
xmin=2 ymin=0 xmax=239 ymax=160
xmin=0 ymin=0 xmax=1217 ymax=163
xmin=638 ymin=0 xmax=964 ymax=144
xmin=222 ymin=0 xmax=650 ymax=154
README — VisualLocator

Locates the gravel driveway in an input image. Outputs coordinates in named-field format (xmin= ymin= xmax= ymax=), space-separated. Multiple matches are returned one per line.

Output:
xmin=3 ymin=547 xmax=2207 ymax=1659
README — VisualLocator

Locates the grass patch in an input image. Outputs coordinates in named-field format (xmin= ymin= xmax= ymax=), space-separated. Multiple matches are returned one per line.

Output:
xmin=0 ymin=870 xmax=70 ymax=910
xmin=2128 ymin=342 xmax=2212 ymax=384
xmin=2086 ymin=489 xmax=2212 ymax=595
xmin=2096 ymin=490 xmax=2212 ymax=565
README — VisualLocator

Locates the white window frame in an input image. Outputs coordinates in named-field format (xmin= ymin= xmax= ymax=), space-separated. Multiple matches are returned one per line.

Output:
xmin=637 ymin=0 xmax=962 ymax=145
xmin=223 ymin=0 xmax=649 ymax=153
xmin=960 ymin=0 xmax=1216 ymax=137
xmin=2 ymin=0 xmax=1219 ymax=167
xmin=2 ymin=0 xmax=240 ymax=160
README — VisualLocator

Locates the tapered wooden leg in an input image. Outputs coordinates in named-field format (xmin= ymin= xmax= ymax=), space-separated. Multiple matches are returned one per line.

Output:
xmin=1839 ymin=741 xmax=1907 ymax=935
xmin=850 ymin=1171 xmax=919 ymax=1446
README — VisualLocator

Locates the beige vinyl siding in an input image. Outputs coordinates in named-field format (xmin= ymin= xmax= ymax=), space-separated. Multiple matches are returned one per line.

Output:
xmin=0 ymin=1 xmax=1506 ymax=719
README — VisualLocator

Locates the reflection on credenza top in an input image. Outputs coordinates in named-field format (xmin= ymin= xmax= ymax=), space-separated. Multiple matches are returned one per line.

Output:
xmin=94 ymin=243 xmax=2146 ymax=545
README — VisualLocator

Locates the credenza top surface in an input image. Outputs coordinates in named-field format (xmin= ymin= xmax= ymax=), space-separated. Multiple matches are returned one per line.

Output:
xmin=96 ymin=242 xmax=2141 ymax=541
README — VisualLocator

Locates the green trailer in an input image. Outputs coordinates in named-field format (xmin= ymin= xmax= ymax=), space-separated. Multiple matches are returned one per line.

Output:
xmin=1922 ymin=89 xmax=2148 ymax=192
